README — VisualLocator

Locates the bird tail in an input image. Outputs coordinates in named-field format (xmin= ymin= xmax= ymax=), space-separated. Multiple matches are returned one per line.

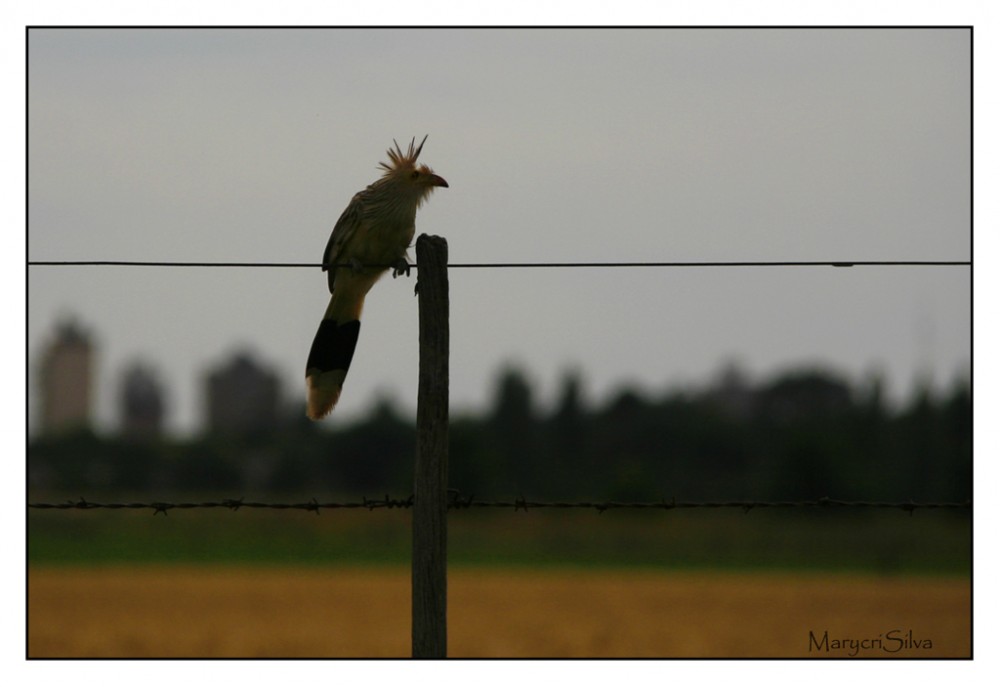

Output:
xmin=305 ymin=318 xmax=361 ymax=419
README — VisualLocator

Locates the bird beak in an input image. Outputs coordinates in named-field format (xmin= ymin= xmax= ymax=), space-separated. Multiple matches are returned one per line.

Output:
xmin=428 ymin=174 xmax=449 ymax=188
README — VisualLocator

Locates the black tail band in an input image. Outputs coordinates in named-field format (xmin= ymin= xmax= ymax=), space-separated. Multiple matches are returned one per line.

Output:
xmin=306 ymin=319 xmax=361 ymax=372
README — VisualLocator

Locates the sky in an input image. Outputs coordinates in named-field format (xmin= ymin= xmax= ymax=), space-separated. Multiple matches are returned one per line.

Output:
xmin=26 ymin=27 xmax=971 ymax=437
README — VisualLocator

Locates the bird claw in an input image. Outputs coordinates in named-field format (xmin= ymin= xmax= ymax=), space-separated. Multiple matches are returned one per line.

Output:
xmin=348 ymin=257 xmax=364 ymax=274
xmin=391 ymin=258 xmax=411 ymax=279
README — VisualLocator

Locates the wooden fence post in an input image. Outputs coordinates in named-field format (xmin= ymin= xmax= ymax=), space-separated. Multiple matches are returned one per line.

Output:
xmin=412 ymin=234 xmax=449 ymax=658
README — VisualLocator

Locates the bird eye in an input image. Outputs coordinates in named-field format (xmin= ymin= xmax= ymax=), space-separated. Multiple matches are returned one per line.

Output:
xmin=411 ymin=170 xmax=420 ymax=179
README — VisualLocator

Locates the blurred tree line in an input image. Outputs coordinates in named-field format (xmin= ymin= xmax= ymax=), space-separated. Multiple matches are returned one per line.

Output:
xmin=28 ymin=365 xmax=970 ymax=503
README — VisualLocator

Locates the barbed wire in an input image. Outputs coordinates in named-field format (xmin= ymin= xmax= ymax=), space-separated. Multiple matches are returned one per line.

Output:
xmin=27 ymin=259 xmax=970 ymax=269
xmin=27 ymin=495 xmax=972 ymax=516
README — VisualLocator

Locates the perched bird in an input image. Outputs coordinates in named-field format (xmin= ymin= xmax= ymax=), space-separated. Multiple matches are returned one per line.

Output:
xmin=305 ymin=136 xmax=448 ymax=419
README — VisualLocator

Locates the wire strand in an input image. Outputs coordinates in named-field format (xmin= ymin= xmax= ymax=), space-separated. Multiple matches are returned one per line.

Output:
xmin=27 ymin=496 xmax=972 ymax=515
xmin=26 ymin=260 xmax=971 ymax=269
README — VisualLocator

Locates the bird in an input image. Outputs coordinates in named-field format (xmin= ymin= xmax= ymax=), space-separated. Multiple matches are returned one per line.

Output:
xmin=305 ymin=136 xmax=448 ymax=420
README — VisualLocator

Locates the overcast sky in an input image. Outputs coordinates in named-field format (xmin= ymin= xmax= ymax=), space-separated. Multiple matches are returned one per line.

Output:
xmin=26 ymin=27 xmax=970 ymax=436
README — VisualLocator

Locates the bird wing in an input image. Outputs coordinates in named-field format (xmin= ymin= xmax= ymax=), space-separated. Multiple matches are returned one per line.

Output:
xmin=321 ymin=190 xmax=368 ymax=294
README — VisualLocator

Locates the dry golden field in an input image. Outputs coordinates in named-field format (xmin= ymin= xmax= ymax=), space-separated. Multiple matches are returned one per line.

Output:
xmin=27 ymin=565 xmax=969 ymax=658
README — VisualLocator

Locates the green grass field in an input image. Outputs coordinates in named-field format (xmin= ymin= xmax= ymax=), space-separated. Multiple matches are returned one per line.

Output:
xmin=28 ymin=505 xmax=971 ymax=573
xmin=27 ymin=506 xmax=971 ymax=658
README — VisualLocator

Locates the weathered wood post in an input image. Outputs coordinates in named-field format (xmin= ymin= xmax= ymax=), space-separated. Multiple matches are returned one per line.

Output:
xmin=412 ymin=234 xmax=449 ymax=658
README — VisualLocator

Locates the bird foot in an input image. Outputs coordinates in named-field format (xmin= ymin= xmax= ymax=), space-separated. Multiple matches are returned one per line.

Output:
xmin=391 ymin=258 xmax=412 ymax=279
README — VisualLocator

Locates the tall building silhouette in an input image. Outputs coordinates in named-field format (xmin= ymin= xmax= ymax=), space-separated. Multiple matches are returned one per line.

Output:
xmin=39 ymin=320 xmax=94 ymax=434
xmin=205 ymin=351 xmax=281 ymax=434
xmin=120 ymin=362 xmax=166 ymax=438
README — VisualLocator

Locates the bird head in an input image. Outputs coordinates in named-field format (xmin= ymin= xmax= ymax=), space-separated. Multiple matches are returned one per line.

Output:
xmin=378 ymin=136 xmax=449 ymax=200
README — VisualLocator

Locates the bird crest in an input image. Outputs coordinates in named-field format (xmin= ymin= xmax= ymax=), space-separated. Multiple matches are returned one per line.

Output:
xmin=378 ymin=135 xmax=429 ymax=175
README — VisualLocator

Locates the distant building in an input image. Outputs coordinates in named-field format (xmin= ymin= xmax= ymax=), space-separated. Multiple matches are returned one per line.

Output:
xmin=120 ymin=362 xmax=166 ymax=438
xmin=39 ymin=320 xmax=94 ymax=434
xmin=707 ymin=362 xmax=754 ymax=419
xmin=205 ymin=351 xmax=281 ymax=434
